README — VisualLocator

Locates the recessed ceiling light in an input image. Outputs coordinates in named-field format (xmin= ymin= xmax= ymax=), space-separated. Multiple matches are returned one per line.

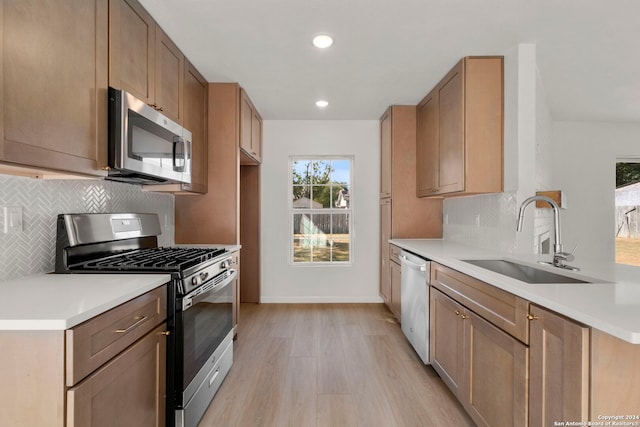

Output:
xmin=312 ymin=34 xmax=334 ymax=49
xmin=315 ymin=100 xmax=329 ymax=108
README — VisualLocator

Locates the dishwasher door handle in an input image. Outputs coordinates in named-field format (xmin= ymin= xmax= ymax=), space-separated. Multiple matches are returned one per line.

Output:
xmin=400 ymin=255 xmax=427 ymax=272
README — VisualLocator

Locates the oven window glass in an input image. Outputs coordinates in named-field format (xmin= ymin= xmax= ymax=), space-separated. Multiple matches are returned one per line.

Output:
xmin=182 ymin=278 xmax=233 ymax=388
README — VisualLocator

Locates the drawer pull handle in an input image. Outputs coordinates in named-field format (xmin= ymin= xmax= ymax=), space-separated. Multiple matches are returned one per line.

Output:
xmin=115 ymin=316 xmax=147 ymax=333
xmin=209 ymin=368 xmax=221 ymax=386
xmin=455 ymin=310 xmax=469 ymax=319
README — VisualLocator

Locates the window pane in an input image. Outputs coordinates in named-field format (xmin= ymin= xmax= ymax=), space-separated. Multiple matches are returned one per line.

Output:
xmin=292 ymin=185 xmax=311 ymax=208
xmin=331 ymin=159 xmax=350 ymax=187
xmin=332 ymin=184 xmax=349 ymax=209
xmin=332 ymin=213 xmax=350 ymax=262
xmin=293 ymin=160 xmax=312 ymax=185
xmin=310 ymin=213 xmax=332 ymax=261
xmin=615 ymin=162 xmax=640 ymax=266
xmin=293 ymin=213 xmax=312 ymax=262
xmin=312 ymin=185 xmax=331 ymax=208
xmin=311 ymin=160 xmax=332 ymax=184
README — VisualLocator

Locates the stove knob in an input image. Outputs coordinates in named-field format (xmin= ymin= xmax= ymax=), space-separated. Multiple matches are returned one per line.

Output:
xmin=192 ymin=276 xmax=202 ymax=287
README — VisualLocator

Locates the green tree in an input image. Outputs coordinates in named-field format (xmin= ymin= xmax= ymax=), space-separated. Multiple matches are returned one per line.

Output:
xmin=616 ymin=162 xmax=640 ymax=188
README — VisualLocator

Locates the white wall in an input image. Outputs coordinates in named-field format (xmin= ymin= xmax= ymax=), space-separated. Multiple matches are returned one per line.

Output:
xmin=551 ymin=121 xmax=640 ymax=262
xmin=261 ymin=120 xmax=381 ymax=302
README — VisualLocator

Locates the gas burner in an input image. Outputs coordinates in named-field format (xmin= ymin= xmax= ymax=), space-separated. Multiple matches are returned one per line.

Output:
xmin=82 ymin=247 xmax=228 ymax=272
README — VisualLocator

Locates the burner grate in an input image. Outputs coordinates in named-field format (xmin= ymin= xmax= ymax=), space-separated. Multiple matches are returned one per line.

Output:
xmin=82 ymin=247 xmax=227 ymax=272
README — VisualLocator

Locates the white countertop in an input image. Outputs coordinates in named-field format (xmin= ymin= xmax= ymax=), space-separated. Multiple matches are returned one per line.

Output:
xmin=0 ymin=274 xmax=170 ymax=331
xmin=390 ymin=239 xmax=640 ymax=344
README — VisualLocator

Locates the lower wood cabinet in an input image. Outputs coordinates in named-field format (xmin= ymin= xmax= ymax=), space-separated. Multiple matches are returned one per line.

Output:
xmin=463 ymin=308 xmax=528 ymax=427
xmin=430 ymin=287 xmax=465 ymax=396
xmin=0 ymin=285 xmax=168 ymax=427
xmin=389 ymin=253 xmax=402 ymax=320
xmin=230 ymin=250 xmax=240 ymax=336
xmin=67 ymin=323 xmax=167 ymax=427
xmin=529 ymin=304 xmax=589 ymax=427
xmin=429 ymin=261 xmax=640 ymax=427
xmin=430 ymin=287 xmax=528 ymax=427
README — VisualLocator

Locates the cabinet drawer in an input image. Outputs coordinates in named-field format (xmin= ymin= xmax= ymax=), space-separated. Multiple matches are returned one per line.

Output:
xmin=66 ymin=285 xmax=167 ymax=386
xmin=390 ymin=244 xmax=402 ymax=265
xmin=431 ymin=263 xmax=529 ymax=343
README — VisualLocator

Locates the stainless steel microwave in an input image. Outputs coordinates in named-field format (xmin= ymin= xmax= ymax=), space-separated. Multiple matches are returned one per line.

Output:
xmin=107 ymin=87 xmax=192 ymax=185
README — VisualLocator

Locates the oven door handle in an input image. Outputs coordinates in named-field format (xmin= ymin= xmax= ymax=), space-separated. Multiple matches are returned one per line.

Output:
xmin=182 ymin=269 xmax=237 ymax=311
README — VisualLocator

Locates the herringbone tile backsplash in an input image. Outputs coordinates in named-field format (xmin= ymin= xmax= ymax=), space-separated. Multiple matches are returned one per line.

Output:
xmin=0 ymin=175 xmax=174 ymax=282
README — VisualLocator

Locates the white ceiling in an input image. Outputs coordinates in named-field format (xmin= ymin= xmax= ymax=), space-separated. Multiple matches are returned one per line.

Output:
xmin=139 ymin=0 xmax=640 ymax=122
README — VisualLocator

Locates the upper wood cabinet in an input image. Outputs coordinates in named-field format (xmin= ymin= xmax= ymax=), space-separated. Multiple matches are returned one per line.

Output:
xmin=380 ymin=110 xmax=392 ymax=198
xmin=109 ymin=0 xmax=184 ymax=124
xmin=181 ymin=60 xmax=208 ymax=194
xmin=416 ymin=56 xmax=503 ymax=197
xmin=240 ymin=89 xmax=262 ymax=164
xmin=0 ymin=0 xmax=109 ymax=177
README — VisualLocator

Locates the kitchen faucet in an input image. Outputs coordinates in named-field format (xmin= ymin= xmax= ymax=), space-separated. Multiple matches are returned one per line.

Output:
xmin=516 ymin=195 xmax=579 ymax=271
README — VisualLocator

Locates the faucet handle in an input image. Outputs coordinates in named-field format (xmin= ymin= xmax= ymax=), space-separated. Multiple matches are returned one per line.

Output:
xmin=555 ymin=251 xmax=575 ymax=263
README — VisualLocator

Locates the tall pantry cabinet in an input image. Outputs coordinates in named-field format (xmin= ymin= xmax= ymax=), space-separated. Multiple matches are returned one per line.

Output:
xmin=379 ymin=106 xmax=442 ymax=318
xmin=175 ymin=83 xmax=261 ymax=334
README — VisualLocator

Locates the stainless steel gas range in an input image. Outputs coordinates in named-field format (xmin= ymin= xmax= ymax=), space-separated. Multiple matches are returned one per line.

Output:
xmin=55 ymin=213 xmax=235 ymax=427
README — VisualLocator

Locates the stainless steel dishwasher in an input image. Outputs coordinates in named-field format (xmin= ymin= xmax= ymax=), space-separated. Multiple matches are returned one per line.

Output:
xmin=400 ymin=250 xmax=431 ymax=364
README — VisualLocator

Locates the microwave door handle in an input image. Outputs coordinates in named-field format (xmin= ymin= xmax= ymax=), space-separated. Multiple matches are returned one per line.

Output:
xmin=184 ymin=139 xmax=191 ymax=171
xmin=172 ymin=137 xmax=185 ymax=172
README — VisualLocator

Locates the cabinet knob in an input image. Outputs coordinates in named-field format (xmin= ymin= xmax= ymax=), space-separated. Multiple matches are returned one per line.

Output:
xmin=526 ymin=314 xmax=539 ymax=321
xmin=159 ymin=330 xmax=171 ymax=336
xmin=455 ymin=310 xmax=469 ymax=319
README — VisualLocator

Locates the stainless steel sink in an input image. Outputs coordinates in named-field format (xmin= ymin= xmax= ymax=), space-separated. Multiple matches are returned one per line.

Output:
xmin=462 ymin=259 xmax=591 ymax=284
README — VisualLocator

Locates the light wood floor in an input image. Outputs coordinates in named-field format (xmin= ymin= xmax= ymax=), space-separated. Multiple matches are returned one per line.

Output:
xmin=199 ymin=303 xmax=475 ymax=427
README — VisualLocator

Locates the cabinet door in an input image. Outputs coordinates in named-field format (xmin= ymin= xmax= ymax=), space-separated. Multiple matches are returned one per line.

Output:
xmin=155 ymin=26 xmax=184 ymax=123
xmin=250 ymin=108 xmax=262 ymax=163
xmin=109 ymin=0 xmax=156 ymax=104
xmin=430 ymin=288 xmax=465 ymax=397
xmin=389 ymin=259 xmax=401 ymax=320
xmin=240 ymin=90 xmax=254 ymax=155
xmin=379 ymin=199 xmax=392 ymax=305
xmin=462 ymin=312 xmax=528 ymax=427
xmin=67 ymin=324 xmax=167 ymax=427
xmin=529 ymin=304 xmax=589 ymax=427
xmin=380 ymin=108 xmax=392 ymax=198
xmin=183 ymin=60 xmax=208 ymax=194
xmin=231 ymin=251 xmax=240 ymax=334
xmin=1 ymin=0 xmax=108 ymax=176
xmin=416 ymin=89 xmax=439 ymax=197
xmin=437 ymin=61 xmax=465 ymax=194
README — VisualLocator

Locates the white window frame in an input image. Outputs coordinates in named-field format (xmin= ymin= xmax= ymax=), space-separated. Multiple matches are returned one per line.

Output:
xmin=288 ymin=155 xmax=354 ymax=266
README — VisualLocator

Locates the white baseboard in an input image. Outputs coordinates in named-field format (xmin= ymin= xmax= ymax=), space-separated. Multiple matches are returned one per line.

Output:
xmin=259 ymin=296 xmax=385 ymax=303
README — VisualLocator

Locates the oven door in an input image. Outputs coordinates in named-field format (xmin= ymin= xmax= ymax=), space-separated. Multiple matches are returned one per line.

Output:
xmin=176 ymin=269 xmax=235 ymax=406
